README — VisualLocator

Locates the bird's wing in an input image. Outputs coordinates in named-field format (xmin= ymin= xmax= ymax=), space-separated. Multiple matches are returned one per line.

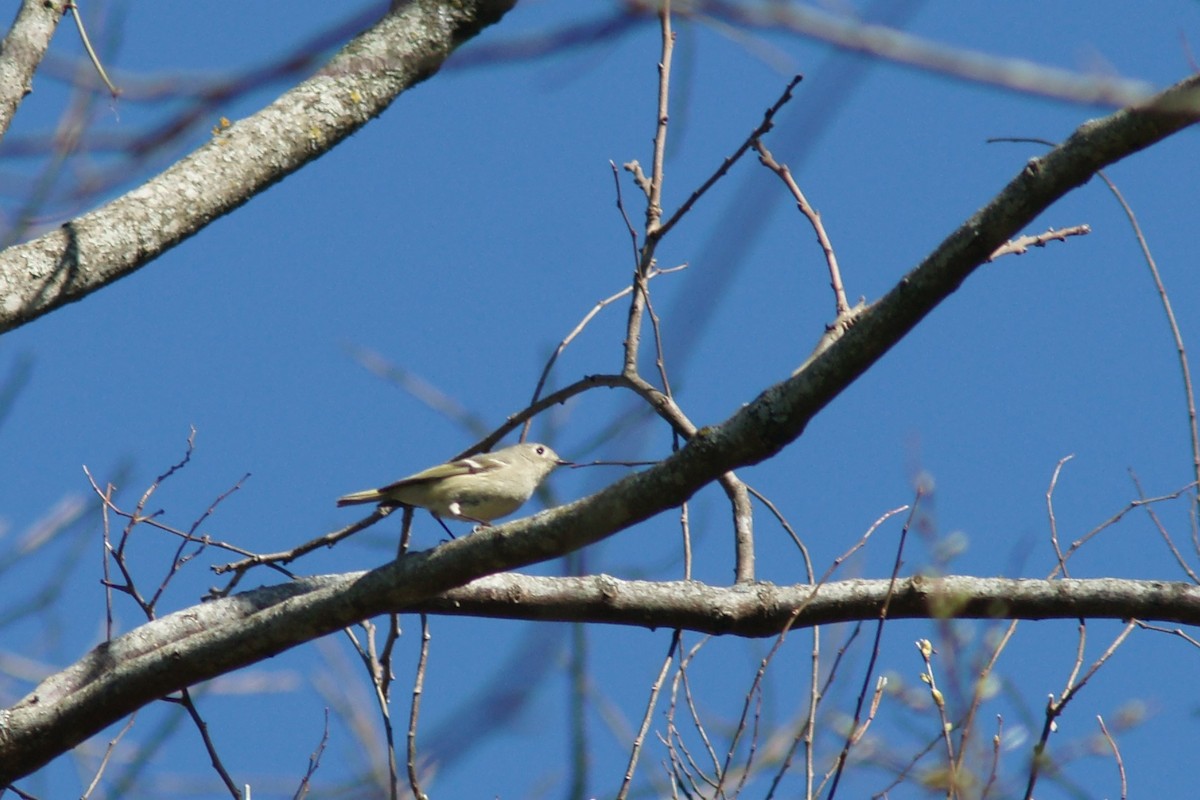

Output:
xmin=376 ymin=453 xmax=501 ymax=492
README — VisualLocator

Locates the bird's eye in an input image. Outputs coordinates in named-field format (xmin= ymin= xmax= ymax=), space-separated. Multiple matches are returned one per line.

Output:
xmin=536 ymin=446 xmax=546 ymax=455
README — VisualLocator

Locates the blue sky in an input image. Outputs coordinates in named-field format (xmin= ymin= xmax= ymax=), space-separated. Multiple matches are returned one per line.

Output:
xmin=3 ymin=1 xmax=1200 ymax=797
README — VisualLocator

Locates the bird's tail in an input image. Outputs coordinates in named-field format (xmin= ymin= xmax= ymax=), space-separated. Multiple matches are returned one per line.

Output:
xmin=336 ymin=489 xmax=383 ymax=507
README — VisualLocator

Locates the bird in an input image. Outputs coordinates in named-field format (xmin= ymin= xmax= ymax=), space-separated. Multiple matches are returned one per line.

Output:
xmin=336 ymin=442 xmax=569 ymax=526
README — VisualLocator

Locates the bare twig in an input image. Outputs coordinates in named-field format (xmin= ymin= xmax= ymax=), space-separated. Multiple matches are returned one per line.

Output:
xmin=915 ymin=638 xmax=957 ymax=787
xmin=617 ymin=630 xmax=680 ymax=800
xmin=566 ymin=616 xmax=590 ymax=800
xmin=1133 ymin=619 xmax=1200 ymax=649
xmin=100 ymin=480 xmax=116 ymax=640
xmin=292 ymin=708 xmax=329 ymax=800
xmin=171 ymin=688 xmax=240 ymax=798
xmin=210 ymin=508 xmax=390 ymax=582
xmin=679 ymin=499 xmax=692 ymax=580
xmin=1023 ymin=621 xmax=1137 ymax=800
xmin=986 ymin=224 xmax=1091 ymax=260
xmin=523 ymin=263 xmax=687 ymax=441
xmin=1047 ymin=480 xmax=1200 ymax=579
xmin=754 ymin=137 xmax=848 ymax=315
xmin=952 ymin=619 xmax=1019 ymax=785
xmin=611 ymin=159 xmax=643 ymax=251
xmin=645 ymin=0 xmax=673 ymax=238
xmin=571 ymin=458 xmax=660 ymax=468
xmin=149 ymin=472 xmax=249 ymax=610
xmin=746 ymin=484 xmax=813 ymax=580
xmin=674 ymin=638 xmax=720 ymax=785
xmin=768 ymin=507 xmax=906 ymax=800
xmin=1130 ymin=471 xmax=1200 ymax=583
xmin=80 ymin=715 xmax=136 ymax=800
xmin=341 ymin=620 xmax=400 ymax=798
xmin=1096 ymin=171 xmax=1200 ymax=524
xmin=407 ymin=615 xmax=431 ymax=800
xmin=981 ymin=715 xmax=1004 ymax=800
xmin=65 ymin=1 xmax=118 ymax=96
xmin=827 ymin=494 xmax=921 ymax=798
xmin=654 ymin=74 xmax=803 ymax=243
xmin=1046 ymin=454 xmax=1075 ymax=576
xmin=1097 ymin=715 xmax=1127 ymax=800
xmin=870 ymin=728 xmax=944 ymax=800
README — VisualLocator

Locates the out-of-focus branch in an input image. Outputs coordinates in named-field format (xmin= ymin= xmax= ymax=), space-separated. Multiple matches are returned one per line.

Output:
xmin=694 ymin=0 xmax=1154 ymax=107
xmin=0 ymin=0 xmax=517 ymax=335
xmin=453 ymin=2 xmax=1154 ymax=108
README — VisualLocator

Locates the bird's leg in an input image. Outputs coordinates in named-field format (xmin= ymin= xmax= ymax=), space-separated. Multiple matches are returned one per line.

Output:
xmin=433 ymin=513 xmax=456 ymax=540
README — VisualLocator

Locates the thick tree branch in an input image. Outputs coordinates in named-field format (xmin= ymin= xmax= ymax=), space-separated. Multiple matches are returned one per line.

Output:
xmin=3 ymin=568 xmax=1196 ymax=783
xmin=419 ymin=573 xmax=1200 ymax=636
xmin=2 ymin=66 xmax=1198 ymax=789
xmin=0 ymin=0 xmax=65 ymax=140
xmin=0 ymin=0 xmax=516 ymax=334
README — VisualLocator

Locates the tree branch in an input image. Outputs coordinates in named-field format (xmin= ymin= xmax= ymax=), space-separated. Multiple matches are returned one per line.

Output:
xmin=0 ymin=0 xmax=65 ymax=140
xmin=0 ymin=0 xmax=516 ymax=334
xmin=417 ymin=573 xmax=1200 ymax=634
xmin=3 ymin=568 xmax=1196 ymax=783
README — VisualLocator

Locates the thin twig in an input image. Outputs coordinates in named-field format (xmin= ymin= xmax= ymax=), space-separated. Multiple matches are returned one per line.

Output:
xmin=1047 ymin=480 xmax=1199 ymax=579
xmin=407 ymin=614 xmax=431 ymax=800
xmin=915 ymin=638 xmax=957 ymax=789
xmin=66 ymin=1 xmax=119 ymax=96
xmin=745 ymin=485 xmax=813 ymax=580
xmin=611 ymin=160 xmax=642 ymax=254
xmin=210 ymin=508 xmax=390 ymax=580
xmin=617 ymin=630 xmax=681 ymax=800
xmin=981 ymin=715 xmax=1004 ymax=800
xmin=1097 ymin=715 xmax=1127 ymax=800
xmin=1022 ymin=621 xmax=1137 ymax=800
xmin=992 ymin=135 xmax=1199 ymax=536
xmin=870 ymin=728 xmax=944 ymax=799
xmin=80 ymin=714 xmax=136 ymax=800
xmin=952 ymin=619 xmax=1019 ymax=785
xmin=100 ymin=480 xmax=116 ymax=640
xmin=645 ymin=0 xmax=673 ymax=238
xmin=778 ymin=622 xmax=862 ymax=800
xmin=1096 ymin=170 xmax=1200 ymax=526
xmin=827 ymin=494 xmax=921 ymax=799
xmin=173 ymin=688 xmax=240 ymax=798
xmin=523 ymin=263 xmax=687 ymax=440
xmin=987 ymin=224 xmax=1090 ymax=260
xmin=1133 ymin=619 xmax=1200 ymax=649
xmin=1129 ymin=470 xmax=1200 ymax=583
xmin=566 ymin=614 xmax=590 ymax=800
xmin=1046 ymin=454 xmax=1074 ymax=577
xmin=676 ymin=639 xmax=720 ymax=785
xmin=292 ymin=708 xmax=330 ymax=800
xmin=149 ymin=472 xmax=249 ymax=611
xmin=619 ymin=0 xmax=675 ymax=378
xmin=654 ymin=74 xmax=803 ymax=243
xmin=766 ymin=507 xmax=907 ymax=799
xmin=754 ymin=137 xmax=848 ymax=315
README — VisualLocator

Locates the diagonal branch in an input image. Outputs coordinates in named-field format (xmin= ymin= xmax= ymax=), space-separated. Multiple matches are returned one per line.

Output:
xmin=0 ymin=0 xmax=517 ymax=335
xmin=0 ymin=0 xmax=66 ymax=140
